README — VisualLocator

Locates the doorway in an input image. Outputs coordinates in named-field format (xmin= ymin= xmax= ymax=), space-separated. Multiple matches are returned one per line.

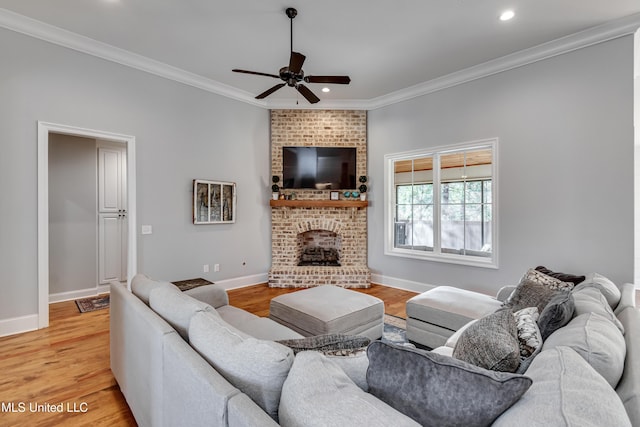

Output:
xmin=37 ymin=122 xmax=137 ymax=329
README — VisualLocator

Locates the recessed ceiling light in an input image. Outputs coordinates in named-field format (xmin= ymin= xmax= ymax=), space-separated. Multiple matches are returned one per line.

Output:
xmin=322 ymin=87 xmax=330 ymax=93
xmin=499 ymin=10 xmax=515 ymax=21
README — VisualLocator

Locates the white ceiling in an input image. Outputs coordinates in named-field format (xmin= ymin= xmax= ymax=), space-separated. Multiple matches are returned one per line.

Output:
xmin=1 ymin=1 xmax=640 ymax=108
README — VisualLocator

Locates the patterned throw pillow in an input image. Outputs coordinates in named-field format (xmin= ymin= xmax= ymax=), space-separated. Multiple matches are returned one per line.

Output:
xmin=512 ymin=307 xmax=543 ymax=374
xmin=534 ymin=266 xmax=586 ymax=285
xmin=522 ymin=268 xmax=574 ymax=291
xmin=276 ymin=334 xmax=370 ymax=356
xmin=503 ymin=279 xmax=559 ymax=313
xmin=452 ymin=308 xmax=521 ymax=373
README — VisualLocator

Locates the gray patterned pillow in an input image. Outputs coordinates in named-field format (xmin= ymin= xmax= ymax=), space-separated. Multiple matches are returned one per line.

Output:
xmin=277 ymin=334 xmax=370 ymax=355
xmin=452 ymin=308 xmax=521 ymax=372
xmin=503 ymin=278 xmax=559 ymax=313
xmin=367 ymin=341 xmax=533 ymax=427
xmin=513 ymin=307 xmax=543 ymax=374
xmin=522 ymin=268 xmax=574 ymax=291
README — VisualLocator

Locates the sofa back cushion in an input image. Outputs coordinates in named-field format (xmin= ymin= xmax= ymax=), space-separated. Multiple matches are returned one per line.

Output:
xmin=149 ymin=283 xmax=216 ymax=341
xmin=131 ymin=273 xmax=173 ymax=305
xmin=616 ymin=306 xmax=640 ymax=426
xmin=279 ymin=351 xmax=420 ymax=427
xmin=543 ymin=312 xmax=626 ymax=388
xmin=189 ymin=311 xmax=294 ymax=422
xmin=582 ymin=272 xmax=621 ymax=309
xmin=492 ymin=346 xmax=631 ymax=427
xmin=571 ymin=283 xmax=624 ymax=333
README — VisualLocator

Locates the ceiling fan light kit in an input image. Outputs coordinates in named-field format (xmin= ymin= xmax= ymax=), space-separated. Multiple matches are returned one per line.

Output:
xmin=232 ymin=7 xmax=351 ymax=104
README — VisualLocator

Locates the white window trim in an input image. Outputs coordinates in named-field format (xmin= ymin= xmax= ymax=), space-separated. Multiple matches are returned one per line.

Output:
xmin=384 ymin=138 xmax=499 ymax=269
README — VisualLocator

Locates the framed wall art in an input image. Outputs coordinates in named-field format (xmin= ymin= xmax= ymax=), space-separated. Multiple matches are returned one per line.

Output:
xmin=193 ymin=179 xmax=236 ymax=224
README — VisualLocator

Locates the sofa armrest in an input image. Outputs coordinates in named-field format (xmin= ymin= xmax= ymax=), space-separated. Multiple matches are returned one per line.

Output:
xmin=496 ymin=286 xmax=516 ymax=302
xmin=615 ymin=283 xmax=637 ymax=315
xmin=184 ymin=285 xmax=229 ymax=308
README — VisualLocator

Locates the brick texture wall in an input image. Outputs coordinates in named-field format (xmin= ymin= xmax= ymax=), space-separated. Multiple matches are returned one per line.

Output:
xmin=269 ymin=110 xmax=370 ymax=288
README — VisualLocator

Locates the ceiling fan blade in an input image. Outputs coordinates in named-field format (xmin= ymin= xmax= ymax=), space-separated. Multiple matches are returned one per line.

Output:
xmin=256 ymin=83 xmax=286 ymax=99
xmin=296 ymin=84 xmax=320 ymax=104
xmin=288 ymin=52 xmax=306 ymax=74
xmin=232 ymin=69 xmax=280 ymax=79
xmin=304 ymin=75 xmax=351 ymax=85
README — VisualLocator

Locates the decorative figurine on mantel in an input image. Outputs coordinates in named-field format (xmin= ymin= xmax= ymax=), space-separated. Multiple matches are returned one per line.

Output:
xmin=359 ymin=176 xmax=368 ymax=201
xmin=271 ymin=176 xmax=280 ymax=200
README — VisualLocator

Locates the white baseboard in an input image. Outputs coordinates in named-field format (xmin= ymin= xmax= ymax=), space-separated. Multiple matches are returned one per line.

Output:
xmin=214 ymin=273 xmax=269 ymax=291
xmin=0 ymin=314 xmax=39 ymax=338
xmin=371 ymin=273 xmax=435 ymax=293
xmin=49 ymin=284 xmax=111 ymax=303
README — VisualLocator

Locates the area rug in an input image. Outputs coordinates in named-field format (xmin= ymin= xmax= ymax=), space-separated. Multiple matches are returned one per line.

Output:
xmin=382 ymin=314 xmax=407 ymax=345
xmin=75 ymin=295 xmax=110 ymax=313
xmin=172 ymin=278 xmax=214 ymax=292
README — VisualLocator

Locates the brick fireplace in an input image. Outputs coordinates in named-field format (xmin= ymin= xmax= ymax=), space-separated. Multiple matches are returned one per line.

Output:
xmin=269 ymin=110 xmax=370 ymax=288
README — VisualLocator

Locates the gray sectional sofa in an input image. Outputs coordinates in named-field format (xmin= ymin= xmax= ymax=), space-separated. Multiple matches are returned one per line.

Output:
xmin=111 ymin=273 xmax=640 ymax=427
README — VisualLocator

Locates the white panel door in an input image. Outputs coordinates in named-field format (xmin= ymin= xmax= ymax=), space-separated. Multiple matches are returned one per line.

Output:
xmin=98 ymin=147 xmax=122 ymax=213
xmin=98 ymin=213 xmax=122 ymax=284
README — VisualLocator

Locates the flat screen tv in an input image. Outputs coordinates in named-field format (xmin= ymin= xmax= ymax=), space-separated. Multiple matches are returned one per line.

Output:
xmin=282 ymin=147 xmax=356 ymax=190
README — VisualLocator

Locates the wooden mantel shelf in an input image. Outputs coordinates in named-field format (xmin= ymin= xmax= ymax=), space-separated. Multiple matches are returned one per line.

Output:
xmin=270 ymin=199 xmax=369 ymax=208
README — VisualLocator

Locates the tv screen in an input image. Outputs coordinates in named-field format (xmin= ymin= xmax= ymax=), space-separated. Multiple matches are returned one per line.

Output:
xmin=282 ymin=147 xmax=356 ymax=190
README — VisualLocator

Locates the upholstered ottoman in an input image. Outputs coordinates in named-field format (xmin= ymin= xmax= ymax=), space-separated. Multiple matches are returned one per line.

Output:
xmin=269 ymin=285 xmax=385 ymax=340
xmin=406 ymin=286 xmax=502 ymax=349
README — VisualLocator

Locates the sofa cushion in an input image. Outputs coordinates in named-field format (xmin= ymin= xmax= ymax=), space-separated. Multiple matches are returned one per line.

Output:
xmin=148 ymin=282 xmax=215 ymax=340
xmin=131 ymin=273 xmax=173 ymax=305
xmin=279 ymin=351 xmax=420 ymax=427
xmin=493 ymin=346 xmax=631 ymax=427
xmin=571 ymin=283 xmax=624 ymax=333
xmin=189 ymin=311 xmax=294 ymax=421
xmin=366 ymin=341 xmax=532 ymax=427
xmin=276 ymin=334 xmax=370 ymax=355
xmin=616 ymin=306 xmax=640 ymax=426
xmin=503 ymin=278 xmax=559 ymax=313
xmin=452 ymin=308 xmax=521 ymax=372
xmin=534 ymin=265 xmax=585 ymax=285
xmin=582 ymin=272 xmax=622 ymax=309
xmin=537 ymin=290 xmax=575 ymax=340
xmin=543 ymin=312 xmax=626 ymax=388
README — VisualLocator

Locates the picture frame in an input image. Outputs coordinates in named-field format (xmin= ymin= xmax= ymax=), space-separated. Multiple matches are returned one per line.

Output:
xmin=330 ymin=191 xmax=340 ymax=200
xmin=193 ymin=179 xmax=236 ymax=224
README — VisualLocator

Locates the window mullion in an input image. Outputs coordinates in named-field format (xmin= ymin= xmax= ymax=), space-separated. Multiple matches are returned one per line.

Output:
xmin=433 ymin=153 xmax=441 ymax=255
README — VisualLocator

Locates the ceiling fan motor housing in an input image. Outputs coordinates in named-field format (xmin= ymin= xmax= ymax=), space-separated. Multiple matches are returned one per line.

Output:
xmin=279 ymin=66 xmax=304 ymax=87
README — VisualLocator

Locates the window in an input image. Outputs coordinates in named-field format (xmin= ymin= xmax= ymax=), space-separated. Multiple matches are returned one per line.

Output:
xmin=384 ymin=139 xmax=497 ymax=268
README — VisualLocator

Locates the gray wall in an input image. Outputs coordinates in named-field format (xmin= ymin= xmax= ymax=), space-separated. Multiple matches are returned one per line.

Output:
xmin=0 ymin=28 xmax=270 ymax=320
xmin=368 ymin=36 xmax=634 ymax=295
xmin=48 ymin=133 xmax=97 ymax=295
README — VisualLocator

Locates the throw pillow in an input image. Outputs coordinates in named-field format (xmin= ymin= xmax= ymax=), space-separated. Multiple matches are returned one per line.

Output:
xmin=189 ymin=311 xmax=294 ymax=421
xmin=366 ymin=341 xmax=532 ymax=427
xmin=276 ymin=334 xmax=370 ymax=355
xmin=537 ymin=290 xmax=575 ymax=340
xmin=571 ymin=283 xmax=624 ymax=334
xmin=522 ymin=268 xmax=574 ymax=291
xmin=543 ymin=312 xmax=626 ymax=388
xmin=512 ymin=307 xmax=542 ymax=374
xmin=279 ymin=351 xmax=420 ymax=427
xmin=582 ymin=272 xmax=621 ymax=309
xmin=503 ymin=278 xmax=559 ymax=313
xmin=534 ymin=265 xmax=586 ymax=285
xmin=492 ymin=346 xmax=632 ymax=427
xmin=452 ymin=308 xmax=521 ymax=372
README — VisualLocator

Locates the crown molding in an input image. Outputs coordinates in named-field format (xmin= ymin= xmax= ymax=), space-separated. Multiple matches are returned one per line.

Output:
xmin=1 ymin=8 xmax=639 ymax=111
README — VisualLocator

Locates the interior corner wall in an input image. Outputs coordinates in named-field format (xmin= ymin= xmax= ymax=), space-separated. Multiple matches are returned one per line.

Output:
xmin=0 ymin=27 xmax=270 ymax=322
xmin=368 ymin=35 xmax=634 ymax=295
xmin=48 ymin=133 xmax=97 ymax=295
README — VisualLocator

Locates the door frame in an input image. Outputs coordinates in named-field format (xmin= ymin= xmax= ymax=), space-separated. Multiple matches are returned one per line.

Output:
xmin=37 ymin=121 xmax=137 ymax=329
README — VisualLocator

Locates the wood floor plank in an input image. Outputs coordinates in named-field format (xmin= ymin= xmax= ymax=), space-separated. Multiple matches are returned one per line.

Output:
xmin=0 ymin=284 xmax=417 ymax=426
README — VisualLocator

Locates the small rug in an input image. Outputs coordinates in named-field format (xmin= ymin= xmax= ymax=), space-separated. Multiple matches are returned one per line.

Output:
xmin=172 ymin=278 xmax=214 ymax=292
xmin=76 ymin=295 xmax=110 ymax=313
xmin=382 ymin=314 xmax=407 ymax=345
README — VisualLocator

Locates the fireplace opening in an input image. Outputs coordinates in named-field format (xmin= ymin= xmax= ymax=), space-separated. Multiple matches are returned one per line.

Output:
xmin=297 ymin=230 xmax=341 ymax=267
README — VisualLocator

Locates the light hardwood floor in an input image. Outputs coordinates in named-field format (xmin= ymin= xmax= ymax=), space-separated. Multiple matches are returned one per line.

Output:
xmin=0 ymin=283 xmax=418 ymax=426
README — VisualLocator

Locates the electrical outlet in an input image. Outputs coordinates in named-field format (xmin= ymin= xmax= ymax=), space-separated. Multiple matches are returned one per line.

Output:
xmin=203 ymin=264 xmax=209 ymax=273
xmin=214 ymin=264 xmax=220 ymax=272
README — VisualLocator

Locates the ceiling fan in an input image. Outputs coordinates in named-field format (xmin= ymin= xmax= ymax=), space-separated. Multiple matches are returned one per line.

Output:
xmin=232 ymin=7 xmax=351 ymax=104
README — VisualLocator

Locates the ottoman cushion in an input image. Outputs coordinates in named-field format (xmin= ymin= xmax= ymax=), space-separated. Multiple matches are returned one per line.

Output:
xmin=269 ymin=286 xmax=384 ymax=339
xmin=407 ymin=286 xmax=502 ymax=331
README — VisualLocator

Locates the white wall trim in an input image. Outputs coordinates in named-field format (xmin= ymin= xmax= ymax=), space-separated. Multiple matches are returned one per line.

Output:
xmin=213 ymin=273 xmax=270 ymax=291
xmin=49 ymin=284 xmax=110 ymax=304
xmin=1 ymin=9 xmax=639 ymax=111
xmin=0 ymin=314 xmax=39 ymax=338
xmin=38 ymin=122 xmax=137 ymax=330
xmin=370 ymin=273 xmax=436 ymax=294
